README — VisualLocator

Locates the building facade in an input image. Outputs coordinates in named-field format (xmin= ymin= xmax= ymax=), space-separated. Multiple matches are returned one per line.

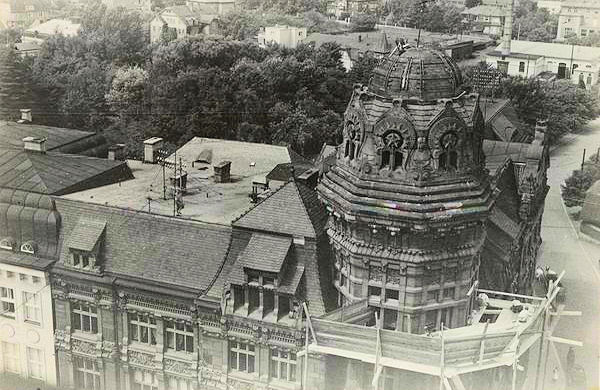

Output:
xmin=258 ymin=26 xmax=308 ymax=49
xmin=318 ymin=48 xmax=493 ymax=333
xmin=486 ymin=40 xmax=600 ymax=88
xmin=0 ymin=0 xmax=51 ymax=29
xmin=556 ymin=0 xmax=600 ymax=40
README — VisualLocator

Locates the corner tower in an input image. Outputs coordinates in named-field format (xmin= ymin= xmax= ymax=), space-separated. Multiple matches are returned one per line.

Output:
xmin=318 ymin=48 xmax=494 ymax=334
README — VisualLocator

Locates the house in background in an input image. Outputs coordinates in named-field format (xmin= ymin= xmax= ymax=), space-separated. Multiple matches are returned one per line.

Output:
xmin=486 ymin=40 xmax=600 ymax=88
xmin=556 ymin=0 xmax=600 ymax=40
xmin=0 ymin=0 xmax=52 ymax=29
xmin=462 ymin=5 xmax=507 ymax=36
xmin=537 ymin=0 xmax=563 ymax=14
xmin=258 ymin=26 xmax=307 ymax=49
xmin=101 ymin=0 xmax=151 ymax=13
xmin=150 ymin=5 xmax=219 ymax=43
xmin=16 ymin=18 xmax=81 ymax=57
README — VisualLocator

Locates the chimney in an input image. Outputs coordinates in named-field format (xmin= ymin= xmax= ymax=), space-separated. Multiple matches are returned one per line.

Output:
xmin=214 ymin=160 xmax=231 ymax=183
xmin=108 ymin=144 xmax=126 ymax=161
xmin=23 ymin=136 xmax=47 ymax=154
xmin=18 ymin=109 xmax=32 ymax=123
xmin=143 ymin=137 xmax=163 ymax=163
xmin=501 ymin=0 xmax=515 ymax=55
xmin=297 ymin=168 xmax=319 ymax=189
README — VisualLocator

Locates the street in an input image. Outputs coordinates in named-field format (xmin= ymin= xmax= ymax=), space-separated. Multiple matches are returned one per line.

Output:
xmin=538 ymin=118 xmax=600 ymax=390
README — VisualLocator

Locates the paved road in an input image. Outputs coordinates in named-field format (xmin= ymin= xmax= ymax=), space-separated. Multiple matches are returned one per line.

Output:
xmin=538 ymin=118 xmax=600 ymax=390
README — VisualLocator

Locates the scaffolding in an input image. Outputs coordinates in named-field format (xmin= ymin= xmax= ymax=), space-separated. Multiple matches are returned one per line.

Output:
xmin=300 ymin=271 xmax=582 ymax=390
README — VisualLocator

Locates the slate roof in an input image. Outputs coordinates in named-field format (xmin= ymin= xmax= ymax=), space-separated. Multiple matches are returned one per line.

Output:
xmin=0 ymin=121 xmax=101 ymax=152
xmin=488 ymin=207 xmax=520 ymax=239
xmin=55 ymin=199 xmax=232 ymax=292
xmin=241 ymin=233 xmax=291 ymax=273
xmin=64 ymin=219 xmax=106 ymax=252
xmin=0 ymin=147 xmax=133 ymax=195
xmin=0 ymin=250 xmax=54 ymax=271
xmin=482 ymin=140 xmax=544 ymax=174
xmin=484 ymin=99 xmax=530 ymax=143
xmin=161 ymin=5 xmax=217 ymax=26
xmin=233 ymin=181 xmax=328 ymax=238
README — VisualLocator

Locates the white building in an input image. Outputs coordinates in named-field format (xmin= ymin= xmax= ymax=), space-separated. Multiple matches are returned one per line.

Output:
xmin=537 ymin=0 xmax=563 ymax=14
xmin=150 ymin=5 xmax=218 ymax=43
xmin=0 ymin=257 xmax=56 ymax=386
xmin=556 ymin=0 xmax=600 ymax=40
xmin=258 ymin=26 xmax=308 ymax=49
xmin=22 ymin=18 xmax=81 ymax=45
xmin=486 ymin=40 xmax=600 ymax=88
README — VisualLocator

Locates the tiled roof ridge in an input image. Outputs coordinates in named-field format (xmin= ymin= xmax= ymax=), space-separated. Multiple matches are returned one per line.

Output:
xmin=291 ymin=180 xmax=317 ymax=237
xmin=487 ymin=99 xmax=511 ymax=123
xmin=231 ymin=178 xmax=294 ymax=224
xmin=56 ymin=197 xmax=232 ymax=231
xmin=203 ymin=230 xmax=235 ymax=295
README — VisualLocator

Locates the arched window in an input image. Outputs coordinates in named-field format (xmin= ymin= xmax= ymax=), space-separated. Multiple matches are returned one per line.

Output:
xmin=0 ymin=237 xmax=15 ymax=251
xmin=20 ymin=241 xmax=36 ymax=255
xmin=439 ymin=132 xmax=459 ymax=170
xmin=380 ymin=131 xmax=404 ymax=171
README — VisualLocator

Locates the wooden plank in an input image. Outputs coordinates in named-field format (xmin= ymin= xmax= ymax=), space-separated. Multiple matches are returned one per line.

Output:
xmin=547 ymin=336 xmax=583 ymax=347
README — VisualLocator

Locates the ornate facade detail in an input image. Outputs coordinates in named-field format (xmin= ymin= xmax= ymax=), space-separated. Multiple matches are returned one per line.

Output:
xmin=164 ymin=358 xmax=195 ymax=376
xmin=72 ymin=338 xmax=97 ymax=356
xmin=101 ymin=341 xmax=117 ymax=359
xmin=128 ymin=351 xmax=160 ymax=369
xmin=54 ymin=329 xmax=71 ymax=350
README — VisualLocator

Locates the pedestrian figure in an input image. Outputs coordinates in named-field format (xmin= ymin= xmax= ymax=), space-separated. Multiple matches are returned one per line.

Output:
xmin=552 ymin=366 xmax=559 ymax=383
xmin=175 ymin=190 xmax=184 ymax=215
xmin=567 ymin=347 xmax=575 ymax=371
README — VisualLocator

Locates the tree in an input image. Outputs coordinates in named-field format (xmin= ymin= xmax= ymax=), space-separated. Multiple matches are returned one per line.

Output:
xmin=350 ymin=13 xmax=377 ymax=32
xmin=512 ymin=0 xmax=557 ymax=42
xmin=566 ymin=32 xmax=600 ymax=47
xmin=348 ymin=52 xmax=379 ymax=85
xmin=561 ymin=161 xmax=600 ymax=207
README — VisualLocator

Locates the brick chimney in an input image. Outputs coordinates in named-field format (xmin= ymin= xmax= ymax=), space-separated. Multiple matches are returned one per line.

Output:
xmin=23 ymin=137 xmax=47 ymax=154
xmin=108 ymin=144 xmax=126 ymax=161
xmin=501 ymin=0 xmax=515 ymax=56
xmin=143 ymin=137 xmax=163 ymax=163
xmin=18 ymin=109 xmax=32 ymax=123
xmin=214 ymin=160 xmax=231 ymax=183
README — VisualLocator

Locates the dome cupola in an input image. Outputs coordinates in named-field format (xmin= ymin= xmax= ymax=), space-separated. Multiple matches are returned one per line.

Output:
xmin=369 ymin=48 xmax=463 ymax=101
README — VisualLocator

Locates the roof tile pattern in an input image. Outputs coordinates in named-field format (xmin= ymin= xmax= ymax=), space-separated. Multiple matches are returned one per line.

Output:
xmin=241 ymin=233 xmax=291 ymax=273
xmin=0 ymin=148 xmax=133 ymax=195
xmin=64 ymin=219 xmax=106 ymax=252
xmin=55 ymin=199 xmax=232 ymax=292
xmin=233 ymin=181 xmax=327 ymax=238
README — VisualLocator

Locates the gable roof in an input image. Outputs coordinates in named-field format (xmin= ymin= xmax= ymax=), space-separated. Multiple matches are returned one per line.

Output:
xmin=160 ymin=5 xmax=218 ymax=26
xmin=233 ymin=181 xmax=327 ymax=238
xmin=55 ymin=199 xmax=232 ymax=292
xmin=0 ymin=148 xmax=133 ymax=195
xmin=484 ymin=99 xmax=530 ymax=142
xmin=241 ymin=233 xmax=291 ymax=273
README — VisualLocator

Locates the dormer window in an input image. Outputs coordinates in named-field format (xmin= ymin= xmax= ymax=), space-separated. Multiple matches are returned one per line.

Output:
xmin=20 ymin=241 xmax=36 ymax=255
xmin=64 ymin=219 xmax=106 ymax=273
xmin=0 ymin=237 xmax=15 ymax=251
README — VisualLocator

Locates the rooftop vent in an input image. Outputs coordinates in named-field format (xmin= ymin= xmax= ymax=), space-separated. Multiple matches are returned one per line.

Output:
xmin=143 ymin=137 xmax=163 ymax=163
xmin=108 ymin=144 xmax=126 ymax=161
xmin=23 ymin=136 xmax=46 ymax=154
xmin=17 ymin=109 xmax=32 ymax=124
xmin=214 ymin=160 xmax=231 ymax=183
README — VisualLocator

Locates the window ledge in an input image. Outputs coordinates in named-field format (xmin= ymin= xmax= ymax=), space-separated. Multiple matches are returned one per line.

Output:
xmin=228 ymin=370 xmax=259 ymax=382
xmin=129 ymin=342 xmax=159 ymax=355
xmin=72 ymin=331 xmax=100 ymax=342
xmin=1 ymin=314 xmax=16 ymax=320
xmin=24 ymin=319 xmax=41 ymax=327
xmin=164 ymin=350 xmax=196 ymax=361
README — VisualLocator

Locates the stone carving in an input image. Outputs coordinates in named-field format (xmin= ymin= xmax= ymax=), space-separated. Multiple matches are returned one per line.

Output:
xmin=164 ymin=358 xmax=195 ymax=376
xmin=101 ymin=341 xmax=117 ymax=358
xmin=72 ymin=338 xmax=96 ymax=356
xmin=129 ymin=351 xmax=159 ymax=369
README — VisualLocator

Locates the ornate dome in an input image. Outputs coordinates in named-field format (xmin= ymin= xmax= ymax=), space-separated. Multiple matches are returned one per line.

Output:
xmin=369 ymin=48 xmax=463 ymax=101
